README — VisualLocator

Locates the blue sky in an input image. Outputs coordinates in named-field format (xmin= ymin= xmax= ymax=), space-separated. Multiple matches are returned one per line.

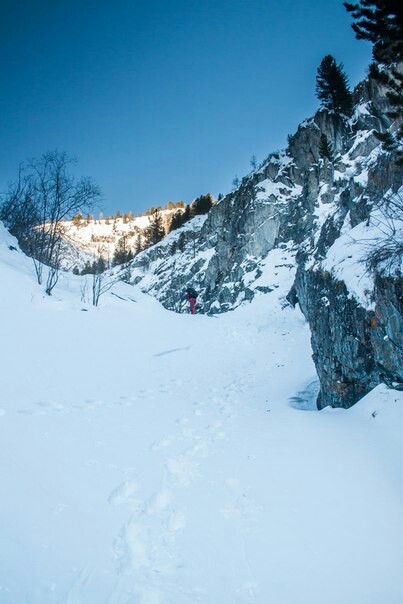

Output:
xmin=0 ymin=0 xmax=371 ymax=216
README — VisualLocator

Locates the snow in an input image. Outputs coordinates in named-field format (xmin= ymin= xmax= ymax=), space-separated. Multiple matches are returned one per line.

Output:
xmin=323 ymin=201 xmax=403 ymax=308
xmin=255 ymin=179 xmax=302 ymax=203
xmin=1 ymin=223 xmax=403 ymax=604
xmin=60 ymin=209 xmax=181 ymax=268
xmin=350 ymin=101 xmax=371 ymax=122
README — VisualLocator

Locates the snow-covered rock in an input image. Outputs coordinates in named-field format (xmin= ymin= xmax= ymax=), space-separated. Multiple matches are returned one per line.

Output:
xmin=122 ymin=76 xmax=402 ymax=408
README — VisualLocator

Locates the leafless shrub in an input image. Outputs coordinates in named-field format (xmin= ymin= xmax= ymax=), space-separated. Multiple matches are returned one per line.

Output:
xmin=1 ymin=150 xmax=101 ymax=293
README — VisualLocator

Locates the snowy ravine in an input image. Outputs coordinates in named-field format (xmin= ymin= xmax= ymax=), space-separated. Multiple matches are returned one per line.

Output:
xmin=122 ymin=76 xmax=403 ymax=409
xmin=1 ymin=226 xmax=403 ymax=604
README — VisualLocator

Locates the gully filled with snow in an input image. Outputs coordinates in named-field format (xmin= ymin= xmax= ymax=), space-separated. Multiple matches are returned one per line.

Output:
xmin=1 ymin=227 xmax=402 ymax=604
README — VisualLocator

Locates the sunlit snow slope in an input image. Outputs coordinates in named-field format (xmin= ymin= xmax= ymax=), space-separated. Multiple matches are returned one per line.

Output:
xmin=0 ymin=224 xmax=402 ymax=604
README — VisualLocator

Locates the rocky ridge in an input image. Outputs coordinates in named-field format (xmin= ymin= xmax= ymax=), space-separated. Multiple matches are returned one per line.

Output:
xmin=127 ymin=76 xmax=402 ymax=409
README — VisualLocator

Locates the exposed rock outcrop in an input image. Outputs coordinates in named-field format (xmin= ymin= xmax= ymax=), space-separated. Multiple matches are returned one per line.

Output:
xmin=128 ymin=76 xmax=402 ymax=409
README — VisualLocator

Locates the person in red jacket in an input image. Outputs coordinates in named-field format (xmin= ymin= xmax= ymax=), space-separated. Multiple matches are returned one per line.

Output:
xmin=183 ymin=286 xmax=198 ymax=314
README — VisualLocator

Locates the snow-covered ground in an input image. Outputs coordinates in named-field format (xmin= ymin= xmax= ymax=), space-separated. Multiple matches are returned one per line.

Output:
xmin=59 ymin=209 xmax=180 ymax=269
xmin=1 ymin=224 xmax=403 ymax=604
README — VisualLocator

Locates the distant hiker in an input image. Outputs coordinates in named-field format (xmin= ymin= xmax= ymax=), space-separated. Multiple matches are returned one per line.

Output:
xmin=183 ymin=286 xmax=198 ymax=314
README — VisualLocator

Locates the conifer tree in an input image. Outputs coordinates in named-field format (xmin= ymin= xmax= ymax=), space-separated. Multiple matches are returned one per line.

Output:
xmin=169 ymin=210 xmax=184 ymax=232
xmin=112 ymin=235 xmax=133 ymax=266
xmin=177 ymin=232 xmax=186 ymax=253
xmin=170 ymin=239 xmax=177 ymax=255
xmin=316 ymin=55 xmax=353 ymax=115
xmin=182 ymin=205 xmax=191 ymax=223
xmin=319 ymin=133 xmax=334 ymax=162
xmin=133 ymin=232 xmax=143 ymax=255
xmin=344 ymin=1 xmax=403 ymax=155
xmin=143 ymin=210 xmax=165 ymax=247
xmin=191 ymin=193 xmax=214 ymax=215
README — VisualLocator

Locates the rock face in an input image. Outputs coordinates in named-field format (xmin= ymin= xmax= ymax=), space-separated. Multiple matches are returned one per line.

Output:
xmin=295 ymin=269 xmax=403 ymax=409
xmin=129 ymin=76 xmax=402 ymax=408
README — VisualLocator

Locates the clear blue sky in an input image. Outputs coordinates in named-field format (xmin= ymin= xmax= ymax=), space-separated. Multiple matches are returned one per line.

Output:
xmin=0 ymin=0 xmax=371 ymax=216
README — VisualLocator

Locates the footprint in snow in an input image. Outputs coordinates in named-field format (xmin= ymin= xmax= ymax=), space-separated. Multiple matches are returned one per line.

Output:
xmin=17 ymin=408 xmax=44 ymax=415
xmin=146 ymin=488 xmax=172 ymax=516
xmin=165 ymin=456 xmax=198 ymax=487
xmin=150 ymin=435 xmax=175 ymax=452
xmin=114 ymin=516 xmax=182 ymax=576
xmin=37 ymin=400 xmax=65 ymax=412
xmin=108 ymin=481 xmax=143 ymax=511
xmin=235 ymin=580 xmax=259 ymax=603
xmin=52 ymin=503 xmax=68 ymax=514
xmin=84 ymin=398 xmax=106 ymax=407
xmin=167 ymin=510 xmax=187 ymax=533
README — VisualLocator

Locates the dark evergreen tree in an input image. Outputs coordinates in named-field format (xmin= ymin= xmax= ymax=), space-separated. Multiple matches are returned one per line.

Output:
xmin=344 ymin=1 xmax=402 ymax=64
xmin=319 ymin=133 xmax=334 ymax=161
xmin=133 ymin=232 xmax=143 ymax=255
xmin=191 ymin=193 xmax=214 ymax=216
xmin=182 ymin=205 xmax=191 ymax=223
xmin=93 ymin=256 xmax=107 ymax=273
xmin=81 ymin=256 xmax=107 ymax=275
xmin=316 ymin=55 xmax=353 ymax=115
xmin=170 ymin=239 xmax=177 ymax=255
xmin=344 ymin=1 xmax=403 ymax=155
xmin=112 ymin=235 xmax=133 ymax=266
xmin=169 ymin=210 xmax=185 ymax=232
xmin=81 ymin=261 xmax=92 ymax=275
xmin=143 ymin=210 xmax=165 ymax=247
xmin=177 ymin=232 xmax=186 ymax=253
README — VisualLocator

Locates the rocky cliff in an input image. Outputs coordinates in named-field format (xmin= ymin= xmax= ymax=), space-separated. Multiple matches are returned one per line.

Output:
xmin=127 ymin=76 xmax=402 ymax=409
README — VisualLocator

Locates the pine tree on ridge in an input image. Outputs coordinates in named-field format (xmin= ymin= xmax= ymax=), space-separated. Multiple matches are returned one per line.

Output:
xmin=316 ymin=55 xmax=353 ymax=116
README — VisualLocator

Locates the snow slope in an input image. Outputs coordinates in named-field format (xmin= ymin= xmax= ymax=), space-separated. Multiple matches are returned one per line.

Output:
xmin=1 ymin=224 xmax=403 ymax=604
xmin=59 ymin=209 xmax=180 ymax=269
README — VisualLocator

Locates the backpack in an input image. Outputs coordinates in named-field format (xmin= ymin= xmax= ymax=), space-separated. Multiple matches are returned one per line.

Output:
xmin=186 ymin=286 xmax=198 ymax=299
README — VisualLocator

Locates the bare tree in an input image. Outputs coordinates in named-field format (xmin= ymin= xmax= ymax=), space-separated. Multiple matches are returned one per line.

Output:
xmin=83 ymin=245 xmax=118 ymax=306
xmin=91 ymin=264 xmax=120 ymax=307
xmin=1 ymin=150 xmax=101 ymax=293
